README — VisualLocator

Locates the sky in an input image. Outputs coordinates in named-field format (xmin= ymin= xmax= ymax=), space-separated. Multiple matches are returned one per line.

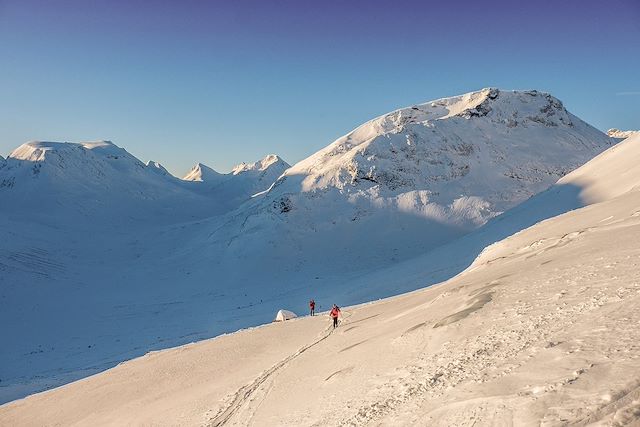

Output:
xmin=1 ymin=0 xmax=639 ymax=176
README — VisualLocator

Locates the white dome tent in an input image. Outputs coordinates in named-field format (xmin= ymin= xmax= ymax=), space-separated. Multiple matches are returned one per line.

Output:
xmin=273 ymin=309 xmax=297 ymax=322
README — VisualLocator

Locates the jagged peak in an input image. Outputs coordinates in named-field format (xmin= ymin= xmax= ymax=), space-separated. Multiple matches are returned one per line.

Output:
xmin=146 ymin=160 xmax=170 ymax=176
xmin=232 ymin=154 xmax=289 ymax=175
xmin=182 ymin=162 xmax=222 ymax=182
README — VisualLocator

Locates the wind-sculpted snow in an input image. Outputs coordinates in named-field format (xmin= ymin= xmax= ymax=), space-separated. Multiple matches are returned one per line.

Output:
xmin=0 ymin=89 xmax=617 ymax=404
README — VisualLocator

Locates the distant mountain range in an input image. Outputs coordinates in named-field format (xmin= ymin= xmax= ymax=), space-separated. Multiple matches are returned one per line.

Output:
xmin=0 ymin=88 xmax=616 ymax=404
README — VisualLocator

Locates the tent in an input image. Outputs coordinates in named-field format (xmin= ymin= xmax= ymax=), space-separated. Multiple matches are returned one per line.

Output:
xmin=274 ymin=309 xmax=298 ymax=322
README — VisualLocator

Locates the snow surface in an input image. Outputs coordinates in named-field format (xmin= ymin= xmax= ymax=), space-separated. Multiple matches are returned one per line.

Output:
xmin=2 ymin=134 xmax=640 ymax=425
xmin=0 ymin=88 xmax=614 ymax=404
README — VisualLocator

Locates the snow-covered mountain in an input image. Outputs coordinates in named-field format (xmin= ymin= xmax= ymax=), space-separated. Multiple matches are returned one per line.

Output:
xmin=0 ymin=140 xmax=212 ymax=223
xmin=145 ymin=160 xmax=172 ymax=177
xmin=4 ymin=133 xmax=640 ymax=426
xmin=196 ymin=88 xmax=613 ymax=284
xmin=268 ymin=88 xmax=610 ymax=225
xmin=183 ymin=162 xmax=223 ymax=183
xmin=183 ymin=154 xmax=289 ymax=188
xmin=182 ymin=154 xmax=290 ymax=210
xmin=0 ymin=141 xmax=287 ymax=222
xmin=0 ymin=88 xmax=616 ymax=404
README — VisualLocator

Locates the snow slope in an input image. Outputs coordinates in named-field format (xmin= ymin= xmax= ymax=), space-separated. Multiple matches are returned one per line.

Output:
xmin=272 ymin=88 xmax=608 ymax=222
xmin=208 ymin=88 xmax=612 ymax=279
xmin=3 ymin=134 xmax=640 ymax=426
xmin=0 ymin=142 xmax=289 ymax=403
xmin=0 ymin=89 xmax=614 ymax=404
xmin=177 ymin=88 xmax=613 ymax=309
xmin=190 ymin=89 xmax=612 ymax=286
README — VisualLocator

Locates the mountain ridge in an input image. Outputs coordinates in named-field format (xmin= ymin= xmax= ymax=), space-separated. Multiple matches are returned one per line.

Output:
xmin=0 ymin=87 xmax=619 ymax=405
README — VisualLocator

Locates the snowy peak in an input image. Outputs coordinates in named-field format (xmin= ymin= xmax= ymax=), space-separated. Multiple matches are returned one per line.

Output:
xmin=301 ymin=89 xmax=569 ymax=157
xmin=282 ymin=88 xmax=607 ymax=191
xmin=607 ymin=128 xmax=639 ymax=139
xmin=267 ymin=88 xmax=612 ymax=229
xmin=182 ymin=162 xmax=222 ymax=182
xmin=180 ymin=155 xmax=290 ymax=208
xmin=0 ymin=139 xmax=231 ymax=223
xmin=434 ymin=88 xmax=571 ymax=124
xmin=364 ymin=88 xmax=573 ymax=135
xmin=146 ymin=160 xmax=171 ymax=177
xmin=5 ymin=140 xmax=150 ymax=182
xmin=9 ymin=140 xmax=138 ymax=164
xmin=232 ymin=154 xmax=289 ymax=176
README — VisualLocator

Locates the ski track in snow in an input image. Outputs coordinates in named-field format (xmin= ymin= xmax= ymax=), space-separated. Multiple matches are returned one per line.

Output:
xmin=208 ymin=205 xmax=640 ymax=426
xmin=2 ymin=191 xmax=640 ymax=425
xmin=209 ymin=312 xmax=353 ymax=426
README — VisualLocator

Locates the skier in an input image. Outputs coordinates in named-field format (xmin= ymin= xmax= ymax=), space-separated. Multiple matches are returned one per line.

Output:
xmin=309 ymin=299 xmax=316 ymax=316
xmin=330 ymin=304 xmax=341 ymax=328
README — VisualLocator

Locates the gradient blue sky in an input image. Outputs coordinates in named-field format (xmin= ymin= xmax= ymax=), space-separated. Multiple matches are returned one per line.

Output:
xmin=1 ymin=0 xmax=639 ymax=176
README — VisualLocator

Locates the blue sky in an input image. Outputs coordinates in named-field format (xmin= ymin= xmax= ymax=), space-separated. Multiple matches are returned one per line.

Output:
xmin=1 ymin=0 xmax=639 ymax=176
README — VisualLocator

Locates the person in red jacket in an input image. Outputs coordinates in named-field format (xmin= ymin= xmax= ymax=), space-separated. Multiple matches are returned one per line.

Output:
xmin=309 ymin=299 xmax=316 ymax=316
xmin=330 ymin=304 xmax=341 ymax=328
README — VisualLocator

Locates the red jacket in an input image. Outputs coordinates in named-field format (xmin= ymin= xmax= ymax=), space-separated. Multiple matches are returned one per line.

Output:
xmin=309 ymin=301 xmax=315 ymax=309
xmin=330 ymin=307 xmax=340 ymax=318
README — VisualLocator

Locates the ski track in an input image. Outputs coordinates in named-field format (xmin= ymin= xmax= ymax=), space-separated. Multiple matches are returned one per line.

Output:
xmin=207 ymin=313 xmax=352 ymax=427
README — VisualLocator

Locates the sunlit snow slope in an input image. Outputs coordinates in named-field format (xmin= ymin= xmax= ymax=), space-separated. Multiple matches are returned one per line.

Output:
xmin=0 ymin=89 xmax=613 ymax=403
xmin=3 ymin=134 xmax=640 ymax=426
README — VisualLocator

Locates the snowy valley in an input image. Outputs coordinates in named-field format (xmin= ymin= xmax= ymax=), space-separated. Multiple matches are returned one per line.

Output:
xmin=0 ymin=88 xmax=625 ymax=422
xmin=2 ymin=119 xmax=640 ymax=427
